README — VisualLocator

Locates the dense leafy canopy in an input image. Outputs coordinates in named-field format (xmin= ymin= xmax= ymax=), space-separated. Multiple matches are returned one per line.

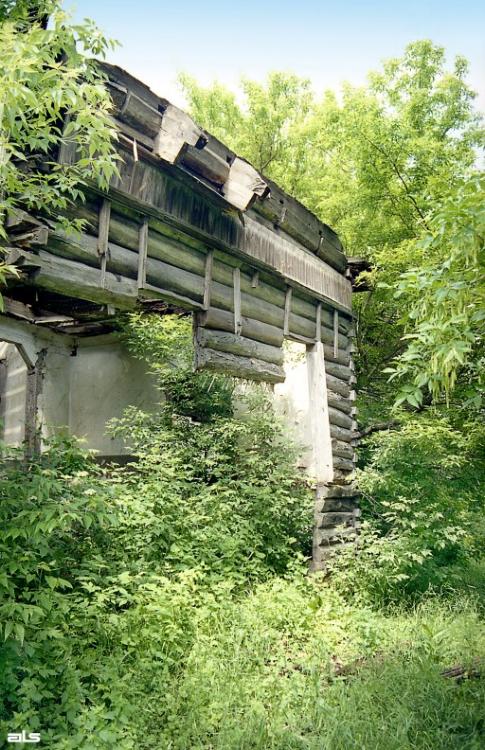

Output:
xmin=182 ymin=41 xmax=484 ymax=406
xmin=0 ymin=0 xmax=118 ymax=288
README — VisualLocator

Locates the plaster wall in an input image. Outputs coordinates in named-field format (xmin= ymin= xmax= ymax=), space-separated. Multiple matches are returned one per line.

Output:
xmin=0 ymin=317 xmax=159 ymax=455
xmin=69 ymin=340 xmax=159 ymax=455
xmin=273 ymin=340 xmax=333 ymax=482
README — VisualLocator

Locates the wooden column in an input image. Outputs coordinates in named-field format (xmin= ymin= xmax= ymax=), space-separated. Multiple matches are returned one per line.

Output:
xmin=23 ymin=348 xmax=46 ymax=460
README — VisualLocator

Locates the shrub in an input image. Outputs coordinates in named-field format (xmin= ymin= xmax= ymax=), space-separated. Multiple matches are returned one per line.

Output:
xmin=330 ymin=417 xmax=485 ymax=604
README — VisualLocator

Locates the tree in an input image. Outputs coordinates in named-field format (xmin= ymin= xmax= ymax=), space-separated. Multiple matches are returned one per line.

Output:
xmin=181 ymin=41 xmax=483 ymax=407
xmin=388 ymin=173 xmax=484 ymax=407
xmin=0 ymin=0 xmax=118 ymax=289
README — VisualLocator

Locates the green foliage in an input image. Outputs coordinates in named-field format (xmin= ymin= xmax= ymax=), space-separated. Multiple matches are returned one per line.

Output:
xmin=388 ymin=174 xmax=485 ymax=405
xmin=181 ymin=40 xmax=483 ymax=405
xmin=0 ymin=0 xmax=118 ymax=287
xmin=331 ymin=417 xmax=485 ymax=605
xmin=1 ymin=314 xmax=484 ymax=747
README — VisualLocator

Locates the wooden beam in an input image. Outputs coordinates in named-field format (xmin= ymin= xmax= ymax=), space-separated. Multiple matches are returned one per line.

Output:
xmin=222 ymin=157 xmax=269 ymax=211
xmin=97 ymin=199 xmax=111 ymax=289
xmin=154 ymin=104 xmax=207 ymax=164
xmin=194 ymin=346 xmax=285 ymax=383
xmin=196 ymin=308 xmax=284 ymax=348
xmin=195 ymin=326 xmax=283 ymax=366
xmin=24 ymin=348 xmax=46 ymax=460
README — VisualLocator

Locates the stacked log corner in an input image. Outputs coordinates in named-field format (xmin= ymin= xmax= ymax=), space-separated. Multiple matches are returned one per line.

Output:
xmin=312 ymin=483 xmax=361 ymax=571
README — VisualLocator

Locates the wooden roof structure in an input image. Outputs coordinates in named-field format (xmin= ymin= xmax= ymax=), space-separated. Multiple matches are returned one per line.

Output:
xmin=4 ymin=61 xmax=355 ymax=402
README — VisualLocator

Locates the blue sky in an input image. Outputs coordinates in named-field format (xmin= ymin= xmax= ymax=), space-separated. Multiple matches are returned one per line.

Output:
xmin=69 ymin=0 xmax=484 ymax=109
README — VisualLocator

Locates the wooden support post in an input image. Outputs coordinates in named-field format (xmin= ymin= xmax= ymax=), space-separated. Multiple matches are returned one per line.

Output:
xmin=97 ymin=199 xmax=111 ymax=289
xmin=284 ymin=286 xmax=292 ymax=337
xmin=251 ymin=271 xmax=259 ymax=288
xmin=333 ymin=310 xmax=339 ymax=359
xmin=137 ymin=217 xmax=149 ymax=289
xmin=315 ymin=302 xmax=322 ymax=343
xmin=233 ymin=267 xmax=242 ymax=335
xmin=24 ymin=348 xmax=46 ymax=460
xmin=203 ymin=250 xmax=213 ymax=311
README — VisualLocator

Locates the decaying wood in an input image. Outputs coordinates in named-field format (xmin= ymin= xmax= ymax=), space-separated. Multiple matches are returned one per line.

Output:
xmin=222 ymin=157 xmax=270 ymax=211
xmin=181 ymin=144 xmax=230 ymax=187
xmin=154 ymin=104 xmax=207 ymax=164
xmin=330 ymin=424 xmax=357 ymax=444
xmin=137 ymin=217 xmax=149 ymax=288
xmin=24 ymin=348 xmax=46 ymax=460
xmin=233 ymin=267 xmax=242 ymax=335
xmin=327 ymin=391 xmax=353 ymax=415
xmin=203 ymin=250 xmax=213 ymax=311
xmin=356 ymin=420 xmax=399 ymax=439
xmin=194 ymin=346 xmax=285 ymax=383
xmin=195 ymin=327 xmax=283 ymax=366
xmin=331 ymin=439 xmax=354 ymax=459
xmin=326 ymin=373 xmax=351 ymax=398
xmin=324 ymin=360 xmax=351 ymax=382
xmin=328 ymin=406 xmax=353 ymax=430
xmin=197 ymin=308 xmax=284 ymax=348
xmin=254 ymin=177 xmax=346 ymax=273
xmin=97 ymin=199 xmax=111 ymax=289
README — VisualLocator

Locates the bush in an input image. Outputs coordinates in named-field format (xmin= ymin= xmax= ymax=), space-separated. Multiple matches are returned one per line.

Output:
xmin=330 ymin=417 xmax=485 ymax=605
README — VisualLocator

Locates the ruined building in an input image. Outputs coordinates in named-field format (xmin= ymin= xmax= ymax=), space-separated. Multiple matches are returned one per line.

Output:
xmin=1 ymin=64 xmax=365 ymax=568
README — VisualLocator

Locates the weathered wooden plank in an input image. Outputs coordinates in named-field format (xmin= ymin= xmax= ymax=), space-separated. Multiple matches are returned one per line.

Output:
xmin=194 ymin=346 xmax=285 ymax=383
xmin=15 ymin=250 xmax=138 ymax=309
xmin=182 ymin=145 xmax=230 ymax=187
xmin=195 ymin=327 xmax=283 ymax=366
xmin=97 ymin=199 xmax=111 ymax=289
xmin=332 ymin=439 xmax=354 ymax=460
xmin=315 ymin=511 xmax=355 ymax=529
xmin=222 ymin=157 xmax=269 ymax=211
xmin=333 ymin=310 xmax=339 ymax=359
xmin=137 ymin=217 xmax=149 ymax=288
xmin=323 ymin=345 xmax=351 ymax=366
xmin=315 ymin=496 xmax=358 ymax=513
xmin=332 ymin=456 xmax=354 ymax=472
xmin=315 ymin=302 xmax=322 ymax=343
xmin=233 ymin=267 xmax=242 ymax=335
xmin=284 ymin=286 xmax=292 ymax=336
xmin=253 ymin=177 xmax=346 ymax=273
xmin=203 ymin=250 xmax=213 ymax=311
xmin=328 ymin=407 xmax=353 ymax=430
xmin=330 ymin=424 xmax=357 ymax=444
xmin=47 ymin=231 xmax=205 ymax=304
xmin=154 ymin=104 xmax=207 ymax=164
xmin=327 ymin=391 xmax=353 ymax=415
xmin=197 ymin=308 xmax=283 ymax=348
xmin=326 ymin=373 xmax=351 ymax=398
xmin=324 ymin=360 xmax=351 ymax=382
